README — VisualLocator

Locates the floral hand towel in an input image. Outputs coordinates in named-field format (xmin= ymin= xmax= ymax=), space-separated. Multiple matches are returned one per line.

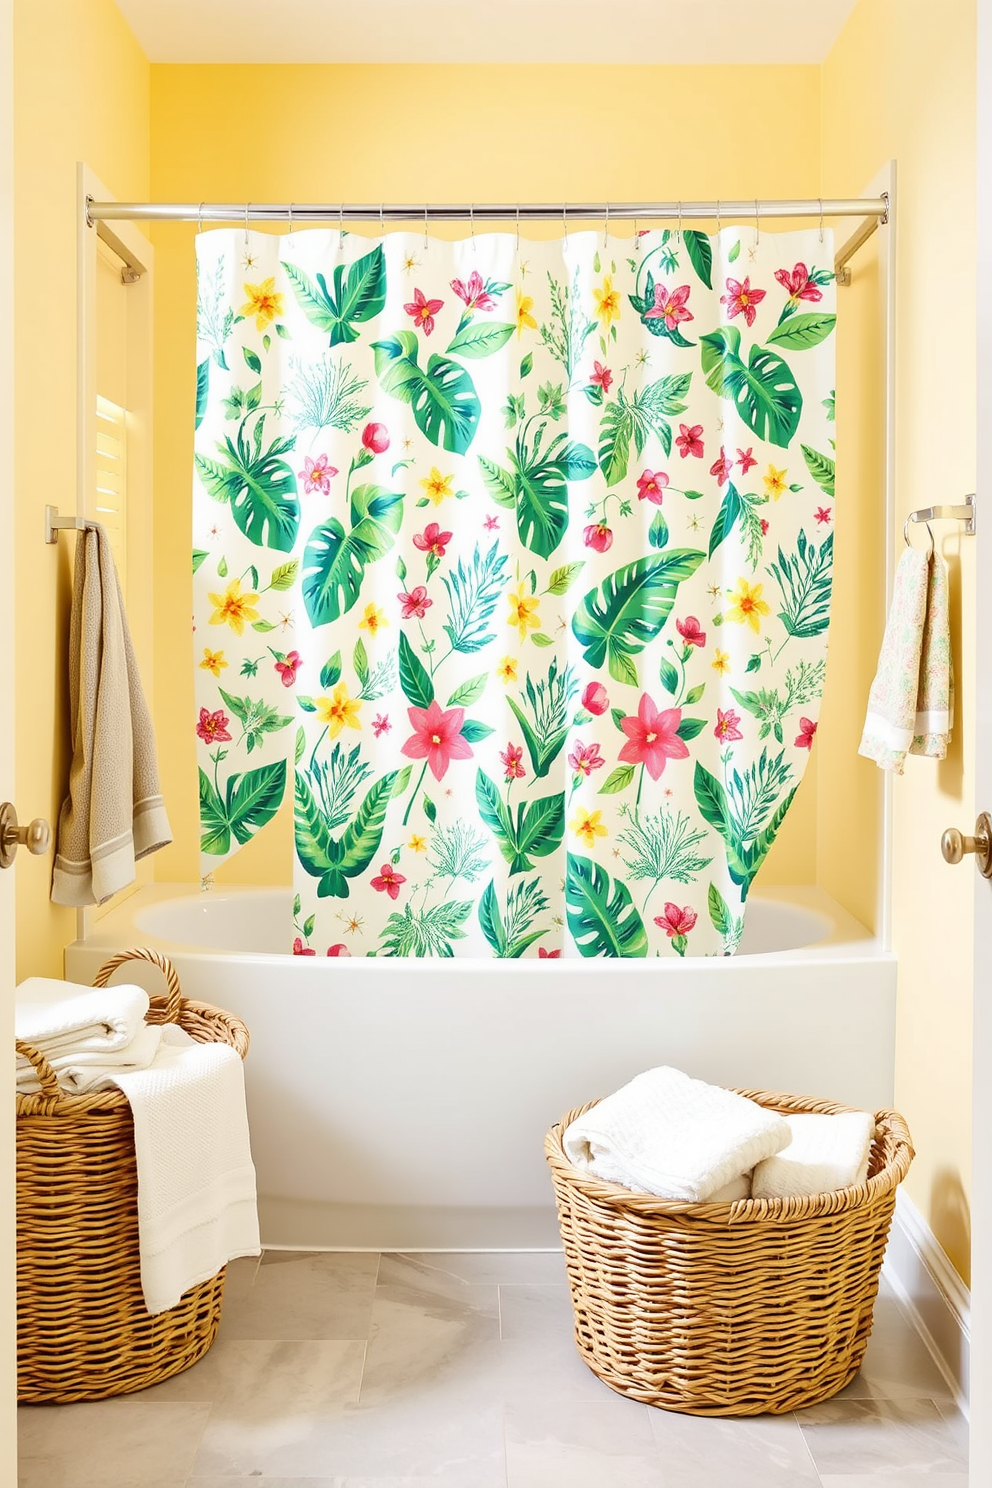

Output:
xmin=910 ymin=551 xmax=953 ymax=759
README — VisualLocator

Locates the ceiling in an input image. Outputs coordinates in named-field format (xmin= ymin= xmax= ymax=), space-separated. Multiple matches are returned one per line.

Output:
xmin=115 ymin=0 xmax=860 ymax=65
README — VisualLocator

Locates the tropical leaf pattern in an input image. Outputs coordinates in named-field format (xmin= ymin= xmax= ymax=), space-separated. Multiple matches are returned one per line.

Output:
xmin=193 ymin=226 xmax=836 ymax=956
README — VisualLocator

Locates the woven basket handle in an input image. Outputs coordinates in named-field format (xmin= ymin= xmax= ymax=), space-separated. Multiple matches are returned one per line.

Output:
xmin=15 ymin=1038 xmax=63 ymax=1098
xmin=92 ymin=947 xmax=185 ymax=1024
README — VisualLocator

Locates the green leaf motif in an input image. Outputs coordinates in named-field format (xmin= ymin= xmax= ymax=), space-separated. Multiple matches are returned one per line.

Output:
xmin=801 ymin=444 xmax=836 ymax=498
xmin=510 ymin=432 xmax=596 ymax=560
xmin=565 ymin=854 xmax=648 ymax=958
xmin=478 ymin=455 xmax=516 ymax=508
xmin=445 ymin=321 xmax=516 ymax=358
xmin=269 ymin=560 xmax=299 ymax=592
xmin=446 ymin=673 xmax=488 ymax=708
xmin=379 ymin=900 xmax=473 ymax=957
xmin=192 ymin=549 xmax=208 ymax=574
xmin=475 ymin=769 xmax=564 ymax=875
xmin=373 ymin=331 xmax=481 ymax=455
xmin=769 ymin=530 xmax=834 ymax=639
xmin=598 ymin=400 xmax=635 ymax=487
xmin=195 ymin=427 xmax=300 ymax=552
xmin=658 ymin=655 xmax=680 ymax=696
xmin=708 ymin=882 xmax=734 ymax=937
xmin=547 ymin=562 xmax=585 ymax=595
xmin=572 ymin=550 xmax=706 ymax=684
xmin=598 ymin=764 xmax=636 ymax=795
xmin=648 ymin=510 xmax=669 ymax=550
xmin=295 ymin=770 xmax=397 ymax=898
xmin=700 ymin=325 xmax=802 ymax=449
xmin=398 ymin=630 xmax=435 ymax=709
xmin=320 ymin=652 xmax=342 ymax=690
xmin=301 ymin=484 xmax=403 ymax=627
xmin=243 ymin=346 xmax=262 ymax=374
xmin=195 ymin=358 xmax=210 ymax=430
xmin=766 ymin=313 xmax=837 ymax=351
xmin=285 ymin=249 xmax=387 ymax=346
xmin=683 ymin=230 xmax=713 ymax=290
xmin=200 ymin=759 xmax=287 ymax=857
xmin=460 ymin=719 xmax=494 ymax=743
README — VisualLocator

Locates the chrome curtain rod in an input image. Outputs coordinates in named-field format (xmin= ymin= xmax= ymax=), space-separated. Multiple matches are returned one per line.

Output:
xmin=87 ymin=196 xmax=888 ymax=226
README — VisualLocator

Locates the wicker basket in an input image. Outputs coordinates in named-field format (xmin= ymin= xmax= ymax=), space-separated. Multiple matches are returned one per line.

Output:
xmin=16 ymin=947 xmax=250 ymax=1404
xmin=545 ymin=1088 xmax=914 ymax=1417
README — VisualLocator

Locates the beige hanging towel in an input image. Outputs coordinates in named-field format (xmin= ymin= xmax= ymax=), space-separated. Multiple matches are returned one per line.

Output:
xmin=52 ymin=525 xmax=172 ymax=905
xmin=858 ymin=547 xmax=953 ymax=774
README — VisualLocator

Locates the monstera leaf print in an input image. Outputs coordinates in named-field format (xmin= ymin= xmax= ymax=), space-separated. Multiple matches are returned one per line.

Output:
xmin=301 ymin=484 xmax=404 ymax=627
xmin=295 ymin=769 xmax=399 ymax=899
xmin=700 ymin=326 xmax=802 ymax=448
xmin=372 ymin=331 xmax=481 ymax=454
xmin=565 ymin=854 xmax=648 ymax=958
xmin=572 ymin=550 xmax=706 ymax=685
xmin=195 ymin=424 xmax=300 ymax=552
xmin=284 ymin=247 xmax=387 ymax=346
xmin=199 ymin=759 xmax=286 ymax=857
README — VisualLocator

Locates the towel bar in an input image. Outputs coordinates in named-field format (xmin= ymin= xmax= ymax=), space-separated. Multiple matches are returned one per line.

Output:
xmin=903 ymin=492 xmax=976 ymax=550
xmin=44 ymin=505 xmax=97 ymax=544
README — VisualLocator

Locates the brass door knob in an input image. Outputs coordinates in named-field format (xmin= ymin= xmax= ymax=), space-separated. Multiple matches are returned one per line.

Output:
xmin=0 ymin=802 xmax=52 ymax=870
xmin=941 ymin=811 xmax=992 ymax=878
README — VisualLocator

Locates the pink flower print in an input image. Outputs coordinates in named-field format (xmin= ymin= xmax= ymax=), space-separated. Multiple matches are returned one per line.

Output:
xmin=274 ymin=649 xmax=302 ymax=687
xmin=644 ymin=282 xmax=694 ymax=331
xmin=815 ymin=506 xmax=832 ymax=525
xmin=196 ymin=707 xmax=231 ymax=744
xmin=292 ymin=937 xmax=316 ymax=956
xmin=568 ymin=740 xmax=605 ymax=778
xmin=709 ymin=446 xmax=733 ymax=487
xmin=655 ymin=903 xmax=698 ymax=938
xmin=636 ymin=469 xmax=669 ymax=505
xmin=362 ymin=422 xmax=389 ymax=454
xmin=538 ymin=947 xmax=562 ymax=958
xmin=400 ymin=699 xmax=473 ymax=781
xmin=795 ymin=717 xmax=818 ymax=750
xmin=618 ymin=694 xmax=689 ymax=781
xmin=583 ymin=523 xmax=613 ymax=553
xmin=450 ymin=270 xmax=496 ymax=311
xmin=774 ymin=262 xmax=823 ymax=304
xmin=404 ymin=286 xmax=444 ymax=336
xmin=760 ymin=518 xmax=770 ymax=535
xmin=297 ymin=454 xmax=337 ymax=495
xmin=398 ymin=585 xmax=432 ymax=619
xmin=500 ymin=742 xmax=526 ymax=782
xmin=326 ymin=944 xmax=351 ymax=956
xmin=675 ymin=423 xmax=704 ymax=459
xmin=714 ymin=708 xmax=744 ymax=742
xmin=412 ymin=522 xmax=453 ymax=558
xmin=676 ymin=616 xmax=706 ymax=649
xmin=483 ymin=514 xmax=500 ymax=531
xmin=582 ymin=681 xmax=609 ymax=716
xmin=590 ymin=361 xmax=613 ymax=393
xmin=720 ymin=276 xmax=766 ymax=327
xmin=372 ymin=713 xmax=391 ymax=738
xmin=370 ymin=863 xmax=407 ymax=900
xmin=736 ymin=447 xmax=758 ymax=474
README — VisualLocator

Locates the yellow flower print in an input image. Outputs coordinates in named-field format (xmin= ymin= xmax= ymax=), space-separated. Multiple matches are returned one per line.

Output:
xmin=358 ymin=602 xmax=389 ymax=637
xmin=208 ymin=580 xmax=260 ymax=637
xmin=593 ymin=276 xmax=621 ymax=329
xmin=497 ymin=655 xmax=518 ymax=683
xmin=199 ymin=648 xmax=227 ymax=677
xmin=315 ymin=683 xmax=362 ymax=739
xmin=419 ymin=467 xmax=455 ymax=505
xmin=516 ymin=287 xmax=537 ymax=337
xmin=726 ymin=578 xmax=771 ymax=634
xmin=763 ymin=464 xmax=788 ymax=499
xmin=407 ymin=834 xmax=427 ymax=853
xmin=711 ymin=649 xmax=731 ymax=674
xmin=239 ymin=277 xmax=284 ymax=332
xmin=507 ymin=583 xmax=541 ymax=642
xmin=570 ymin=807 xmax=608 ymax=848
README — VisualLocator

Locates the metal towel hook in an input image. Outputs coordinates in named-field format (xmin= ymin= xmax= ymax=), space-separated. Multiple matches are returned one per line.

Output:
xmin=904 ymin=516 xmax=935 ymax=559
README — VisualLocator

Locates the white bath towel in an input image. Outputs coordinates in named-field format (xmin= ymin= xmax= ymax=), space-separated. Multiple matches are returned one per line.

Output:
xmin=708 ymin=1171 xmax=753 ymax=1203
xmin=15 ymin=1022 xmax=165 ymax=1093
xmin=751 ymin=1112 xmax=875 ymax=1200
xmin=113 ymin=1026 xmax=260 ymax=1315
xmin=562 ymin=1067 xmax=790 ymax=1202
xmin=15 ymin=980 xmax=150 ymax=1059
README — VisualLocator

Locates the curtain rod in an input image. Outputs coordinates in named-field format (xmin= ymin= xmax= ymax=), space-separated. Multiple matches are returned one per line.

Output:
xmin=87 ymin=196 xmax=887 ymax=226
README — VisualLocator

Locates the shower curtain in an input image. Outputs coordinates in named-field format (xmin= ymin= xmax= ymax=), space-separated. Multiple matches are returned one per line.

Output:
xmin=193 ymin=224 xmax=836 ymax=957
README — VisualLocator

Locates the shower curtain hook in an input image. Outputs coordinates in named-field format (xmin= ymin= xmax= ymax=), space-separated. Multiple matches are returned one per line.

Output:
xmin=287 ymin=202 xmax=294 ymax=234
xmin=676 ymin=200 xmax=683 ymax=246
xmin=338 ymin=201 xmax=344 ymax=248
xmin=716 ymin=198 xmax=722 ymax=234
xmin=753 ymin=198 xmax=760 ymax=250
xmin=603 ymin=200 xmax=609 ymax=248
xmin=424 ymin=203 xmax=429 ymax=250
xmin=379 ymin=202 xmax=384 ymax=236
xmin=244 ymin=202 xmax=250 ymax=247
xmin=818 ymin=198 xmax=825 ymax=244
xmin=634 ymin=214 xmax=640 ymax=250
xmin=470 ymin=202 xmax=475 ymax=239
xmin=197 ymin=202 xmax=204 ymax=235
xmin=562 ymin=200 xmax=567 ymax=239
xmin=516 ymin=203 xmax=521 ymax=251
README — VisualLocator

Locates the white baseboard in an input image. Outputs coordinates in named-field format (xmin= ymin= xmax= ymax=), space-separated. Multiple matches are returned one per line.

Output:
xmin=882 ymin=1188 xmax=971 ymax=1414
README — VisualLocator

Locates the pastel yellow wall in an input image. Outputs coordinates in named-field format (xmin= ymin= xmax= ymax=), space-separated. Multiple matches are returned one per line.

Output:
xmin=823 ymin=0 xmax=976 ymax=1281
xmin=13 ymin=0 xmax=150 ymax=976
xmin=149 ymin=62 xmax=824 ymax=888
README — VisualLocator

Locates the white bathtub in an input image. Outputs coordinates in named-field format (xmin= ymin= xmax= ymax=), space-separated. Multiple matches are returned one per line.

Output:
xmin=67 ymin=882 xmax=896 ymax=1250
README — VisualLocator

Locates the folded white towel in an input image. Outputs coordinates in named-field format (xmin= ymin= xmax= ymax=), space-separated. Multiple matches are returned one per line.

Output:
xmin=15 ymin=981 xmax=150 ymax=1060
xmin=113 ymin=1028 xmax=261 ymax=1315
xmin=708 ymin=1171 xmax=752 ymax=1203
xmin=562 ymin=1067 xmax=790 ymax=1202
xmin=751 ymin=1112 xmax=875 ymax=1200
xmin=15 ymin=1022 xmax=165 ymax=1094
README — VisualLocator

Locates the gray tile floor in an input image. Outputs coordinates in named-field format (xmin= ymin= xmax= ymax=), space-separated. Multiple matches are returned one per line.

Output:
xmin=17 ymin=1250 xmax=968 ymax=1486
